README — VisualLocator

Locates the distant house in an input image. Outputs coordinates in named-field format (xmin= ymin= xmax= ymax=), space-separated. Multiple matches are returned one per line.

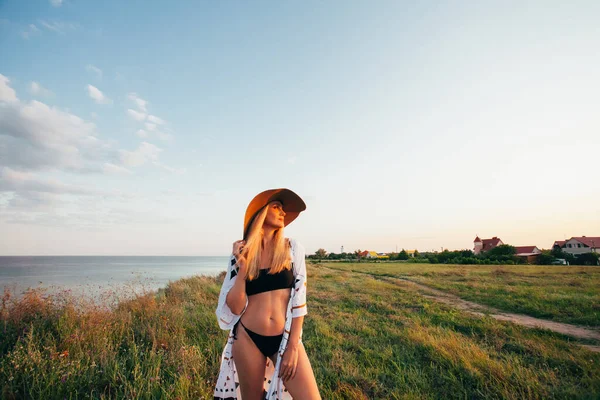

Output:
xmin=358 ymin=250 xmax=370 ymax=258
xmin=473 ymin=236 xmax=504 ymax=255
xmin=358 ymin=250 xmax=389 ymax=259
xmin=552 ymin=240 xmax=566 ymax=249
xmin=514 ymin=246 xmax=542 ymax=263
xmin=553 ymin=236 xmax=600 ymax=255
xmin=362 ymin=251 xmax=378 ymax=259
xmin=406 ymin=250 xmax=417 ymax=258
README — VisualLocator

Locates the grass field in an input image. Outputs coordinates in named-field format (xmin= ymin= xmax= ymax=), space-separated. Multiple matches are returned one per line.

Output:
xmin=323 ymin=262 xmax=600 ymax=327
xmin=1 ymin=263 xmax=599 ymax=399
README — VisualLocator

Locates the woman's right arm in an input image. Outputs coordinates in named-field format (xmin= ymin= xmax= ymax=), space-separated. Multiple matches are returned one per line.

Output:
xmin=225 ymin=240 xmax=248 ymax=315
xmin=226 ymin=262 xmax=247 ymax=315
xmin=215 ymin=240 xmax=248 ymax=330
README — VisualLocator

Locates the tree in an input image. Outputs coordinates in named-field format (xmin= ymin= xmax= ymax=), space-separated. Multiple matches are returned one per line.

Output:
xmin=551 ymin=246 xmax=566 ymax=258
xmin=315 ymin=248 xmax=327 ymax=261
xmin=414 ymin=250 xmax=420 ymax=258
xmin=537 ymin=251 xmax=555 ymax=265
xmin=486 ymin=244 xmax=516 ymax=257
xmin=460 ymin=250 xmax=475 ymax=258
xmin=574 ymin=253 xmax=600 ymax=266
xmin=398 ymin=249 xmax=409 ymax=260
xmin=354 ymin=249 xmax=362 ymax=262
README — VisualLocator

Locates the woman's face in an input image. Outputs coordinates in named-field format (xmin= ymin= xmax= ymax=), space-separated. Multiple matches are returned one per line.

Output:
xmin=263 ymin=201 xmax=286 ymax=230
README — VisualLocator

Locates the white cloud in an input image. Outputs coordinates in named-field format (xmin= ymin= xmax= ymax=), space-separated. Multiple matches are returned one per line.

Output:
xmin=39 ymin=20 xmax=79 ymax=34
xmin=128 ymin=92 xmax=147 ymax=112
xmin=0 ymin=167 xmax=109 ymax=215
xmin=135 ymin=129 xmax=148 ymax=138
xmin=29 ymin=81 xmax=52 ymax=97
xmin=21 ymin=24 xmax=40 ymax=39
xmin=125 ymin=94 xmax=174 ymax=141
xmin=0 ymin=99 xmax=109 ymax=172
xmin=155 ymin=131 xmax=173 ymax=142
xmin=0 ymin=74 xmax=18 ymax=102
xmin=123 ymin=91 xmax=177 ymax=148
xmin=287 ymin=156 xmax=297 ymax=164
xmin=85 ymin=64 xmax=102 ymax=79
xmin=103 ymin=163 xmax=132 ymax=175
xmin=2 ymin=191 xmax=62 ymax=212
xmin=0 ymin=167 xmax=98 ymax=195
xmin=127 ymin=109 xmax=146 ymax=121
xmin=119 ymin=142 xmax=162 ymax=167
xmin=0 ymin=78 xmax=114 ymax=173
xmin=50 ymin=0 xmax=63 ymax=7
xmin=86 ymin=84 xmax=111 ymax=104
xmin=152 ymin=161 xmax=186 ymax=175
xmin=0 ymin=80 xmax=182 ymax=228
xmin=147 ymin=115 xmax=165 ymax=125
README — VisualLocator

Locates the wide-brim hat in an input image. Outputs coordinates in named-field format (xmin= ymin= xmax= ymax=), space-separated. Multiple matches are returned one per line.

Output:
xmin=243 ymin=188 xmax=306 ymax=239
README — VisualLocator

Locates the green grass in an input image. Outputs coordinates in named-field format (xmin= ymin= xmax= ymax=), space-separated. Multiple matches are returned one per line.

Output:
xmin=323 ymin=262 xmax=600 ymax=327
xmin=1 ymin=264 xmax=599 ymax=399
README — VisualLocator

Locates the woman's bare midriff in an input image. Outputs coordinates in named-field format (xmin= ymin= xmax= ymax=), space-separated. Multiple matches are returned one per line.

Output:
xmin=241 ymin=288 xmax=291 ymax=336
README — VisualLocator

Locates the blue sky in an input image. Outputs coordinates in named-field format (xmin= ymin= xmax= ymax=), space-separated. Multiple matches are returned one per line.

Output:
xmin=1 ymin=0 xmax=599 ymax=255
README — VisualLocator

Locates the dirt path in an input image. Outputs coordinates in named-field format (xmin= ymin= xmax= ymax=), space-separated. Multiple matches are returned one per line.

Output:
xmin=381 ymin=276 xmax=600 ymax=343
xmin=321 ymin=266 xmax=600 ymax=352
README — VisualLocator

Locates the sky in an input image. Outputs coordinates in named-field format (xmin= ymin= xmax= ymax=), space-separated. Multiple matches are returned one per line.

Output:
xmin=0 ymin=0 xmax=599 ymax=256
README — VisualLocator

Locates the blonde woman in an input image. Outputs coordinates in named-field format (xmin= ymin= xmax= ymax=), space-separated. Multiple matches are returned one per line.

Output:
xmin=214 ymin=188 xmax=321 ymax=400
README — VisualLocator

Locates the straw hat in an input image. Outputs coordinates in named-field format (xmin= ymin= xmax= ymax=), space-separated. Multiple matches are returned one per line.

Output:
xmin=243 ymin=188 xmax=306 ymax=239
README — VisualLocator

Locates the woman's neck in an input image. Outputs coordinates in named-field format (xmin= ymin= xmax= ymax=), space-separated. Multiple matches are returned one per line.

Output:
xmin=262 ymin=226 xmax=276 ymax=244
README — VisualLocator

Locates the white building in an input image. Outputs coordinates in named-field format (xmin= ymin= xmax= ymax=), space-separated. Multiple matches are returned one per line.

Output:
xmin=554 ymin=236 xmax=600 ymax=255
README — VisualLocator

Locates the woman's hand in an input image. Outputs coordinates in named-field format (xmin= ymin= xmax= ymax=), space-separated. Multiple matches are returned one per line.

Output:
xmin=232 ymin=240 xmax=248 ymax=278
xmin=279 ymin=343 xmax=299 ymax=382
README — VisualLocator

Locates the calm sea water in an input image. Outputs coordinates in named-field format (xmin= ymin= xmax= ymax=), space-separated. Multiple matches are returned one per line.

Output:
xmin=0 ymin=256 xmax=229 ymax=303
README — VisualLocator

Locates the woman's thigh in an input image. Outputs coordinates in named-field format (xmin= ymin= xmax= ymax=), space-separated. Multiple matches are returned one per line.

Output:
xmin=232 ymin=324 xmax=267 ymax=400
xmin=280 ymin=343 xmax=321 ymax=400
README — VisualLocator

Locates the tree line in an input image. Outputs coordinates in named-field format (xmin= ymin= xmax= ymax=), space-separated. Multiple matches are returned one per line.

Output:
xmin=308 ymin=245 xmax=600 ymax=265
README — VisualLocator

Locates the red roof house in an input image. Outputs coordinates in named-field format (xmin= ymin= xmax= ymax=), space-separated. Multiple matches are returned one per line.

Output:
xmin=572 ymin=236 xmax=600 ymax=248
xmin=474 ymin=236 xmax=504 ymax=254
xmin=514 ymin=246 xmax=542 ymax=256
xmin=514 ymin=245 xmax=542 ymax=263
xmin=558 ymin=236 xmax=600 ymax=255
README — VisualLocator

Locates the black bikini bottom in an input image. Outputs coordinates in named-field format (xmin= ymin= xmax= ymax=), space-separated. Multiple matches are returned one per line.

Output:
xmin=233 ymin=319 xmax=283 ymax=358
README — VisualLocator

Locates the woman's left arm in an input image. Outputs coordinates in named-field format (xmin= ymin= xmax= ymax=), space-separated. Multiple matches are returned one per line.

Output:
xmin=280 ymin=316 xmax=303 ymax=381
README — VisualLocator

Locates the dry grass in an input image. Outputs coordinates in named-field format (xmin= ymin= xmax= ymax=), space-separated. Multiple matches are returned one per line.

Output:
xmin=1 ymin=264 xmax=599 ymax=399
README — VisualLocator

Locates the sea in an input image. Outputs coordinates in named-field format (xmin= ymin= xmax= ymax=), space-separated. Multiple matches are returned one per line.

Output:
xmin=0 ymin=256 xmax=229 ymax=305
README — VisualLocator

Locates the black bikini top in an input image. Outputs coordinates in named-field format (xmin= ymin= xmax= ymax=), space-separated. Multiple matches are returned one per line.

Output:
xmin=246 ymin=267 xmax=294 ymax=296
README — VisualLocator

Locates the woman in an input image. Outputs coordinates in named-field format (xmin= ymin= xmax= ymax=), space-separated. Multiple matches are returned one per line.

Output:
xmin=214 ymin=188 xmax=321 ymax=400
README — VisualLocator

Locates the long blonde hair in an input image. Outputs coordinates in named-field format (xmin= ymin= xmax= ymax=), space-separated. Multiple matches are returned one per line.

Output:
xmin=243 ymin=203 xmax=291 ymax=281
